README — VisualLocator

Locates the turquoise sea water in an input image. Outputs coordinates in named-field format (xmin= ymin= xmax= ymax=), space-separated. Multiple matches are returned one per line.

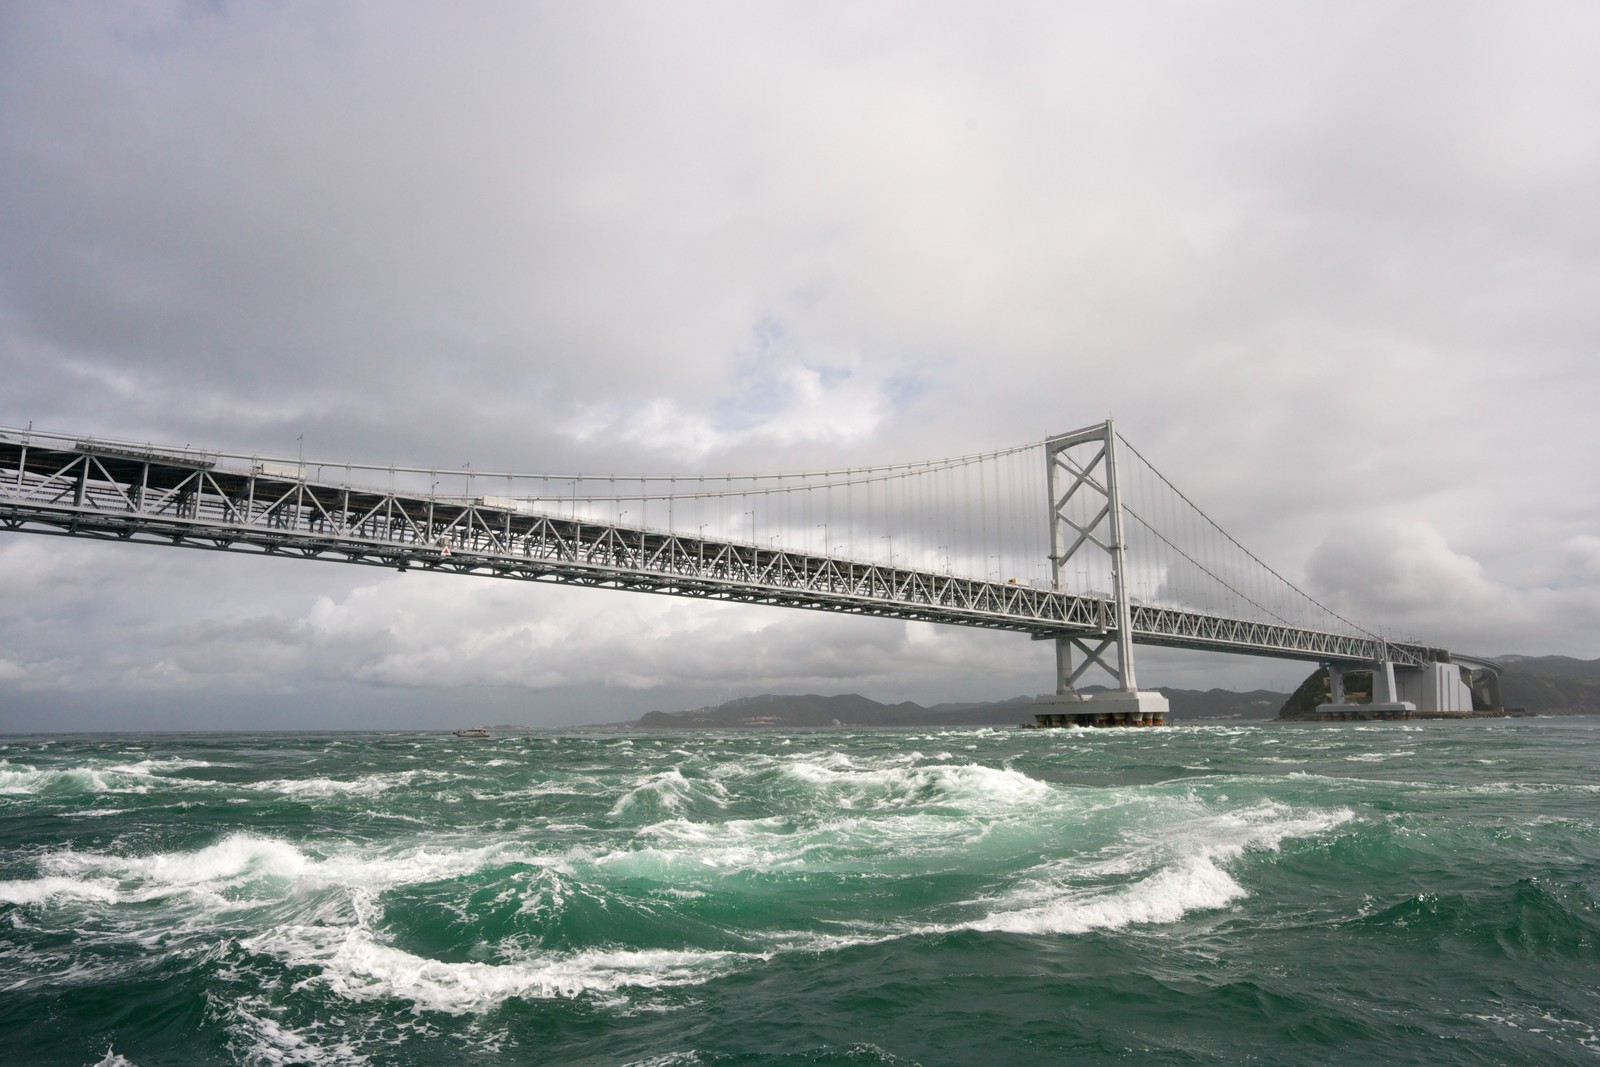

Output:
xmin=1 ymin=718 xmax=1597 ymax=1066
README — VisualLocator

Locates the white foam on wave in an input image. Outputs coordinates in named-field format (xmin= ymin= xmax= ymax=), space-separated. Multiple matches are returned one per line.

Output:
xmin=593 ymin=762 xmax=1070 ymax=880
xmin=1343 ymin=750 xmax=1416 ymax=763
xmin=1465 ymin=780 xmax=1600 ymax=796
xmin=104 ymin=757 xmax=215 ymax=776
xmin=242 ymin=920 xmax=753 ymax=1014
xmin=0 ymin=763 xmax=139 ymax=795
xmin=250 ymin=776 xmax=398 ymax=798
xmin=782 ymin=759 xmax=1056 ymax=813
xmin=244 ymin=768 xmax=458 ymax=799
xmin=315 ymin=840 xmax=573 ymax=897
xmin=612 ymin=748 xmax=1195 ymax=884
xmin=503 ymin=775 xmax=608 ymax=800
xmin=608 ymin=768 xmax=730 ymax=819
xmin=221 ymin=996 xmax=373 ymax=1067
xmin=69 ymin=834 xmax=310 ymax=888
xmin=0 ymin=756 xmax=214 ymax=796
xmin=10 ymin=833 xmax=569 ymax=915
xmin=622 ymin=1054 xmax=703 ymax=1067
xmin=599 ymin=815 xmax=821 ymax=876
xmin=89 ymin=1050 xmax=139 ymax=1067
xmin=960 ymin=800 xmax=1354 ymax=937
xmin=3 ymin=762 xmax=51 ymax=792
xmin=967 ymin=854 xmax=1247 ymax=935
xmin=0 ymin=874 xmax=122 ymax=906
xmin=14 ymin=835 xmax=315 ymax=908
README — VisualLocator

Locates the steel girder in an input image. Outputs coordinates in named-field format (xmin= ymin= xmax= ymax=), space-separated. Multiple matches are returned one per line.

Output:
xmin=0 ymin=438 xmax=1430 ymax=667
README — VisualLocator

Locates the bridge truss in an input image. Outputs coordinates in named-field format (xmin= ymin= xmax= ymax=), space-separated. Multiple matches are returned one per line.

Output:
xmin=0 ymin=428 xmax=1436 ymax=668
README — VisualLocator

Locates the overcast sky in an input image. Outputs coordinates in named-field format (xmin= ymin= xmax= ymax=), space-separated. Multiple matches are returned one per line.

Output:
xmin=2 ymin=2 xmax=1597 ymax=731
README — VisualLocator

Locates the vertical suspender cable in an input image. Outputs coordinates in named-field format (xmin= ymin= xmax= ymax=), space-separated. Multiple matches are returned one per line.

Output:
xmin=979 ymin=455 xmax=989 ymax=578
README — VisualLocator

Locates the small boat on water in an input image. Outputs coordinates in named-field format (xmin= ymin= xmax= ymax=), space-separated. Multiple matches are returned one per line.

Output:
xmin=452 ymin=726 xmax=491 ymax=738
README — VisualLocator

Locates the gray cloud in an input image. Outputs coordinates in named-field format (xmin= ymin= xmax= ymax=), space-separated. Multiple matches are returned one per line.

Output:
xmin=2 ymin=2 xmax=1597 ymax=728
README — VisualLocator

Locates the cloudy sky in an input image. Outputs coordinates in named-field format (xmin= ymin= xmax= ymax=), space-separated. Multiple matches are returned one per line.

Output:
xmin=2 ymin=2 xmax=1597 ymax=730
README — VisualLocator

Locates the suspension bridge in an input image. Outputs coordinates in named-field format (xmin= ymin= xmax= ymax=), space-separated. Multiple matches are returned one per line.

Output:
xmin=0 ymin=421 xmax=1486 ymax=725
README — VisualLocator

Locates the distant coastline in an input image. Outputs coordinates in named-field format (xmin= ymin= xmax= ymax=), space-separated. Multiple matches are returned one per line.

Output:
xmin=617 ymin=654 xmax=1600 ymax=730
xmin=628 ymin=687 xmax=1285 ymax=730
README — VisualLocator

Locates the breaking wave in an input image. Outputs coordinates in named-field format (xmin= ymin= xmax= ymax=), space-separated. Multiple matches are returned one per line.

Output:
xmin=7 ymin=721 xmax=1596 ymax=1065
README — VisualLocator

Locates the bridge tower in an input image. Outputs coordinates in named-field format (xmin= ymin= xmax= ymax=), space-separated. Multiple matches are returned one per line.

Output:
xmin=1031 ymin=420 xmax=1169 ymax=727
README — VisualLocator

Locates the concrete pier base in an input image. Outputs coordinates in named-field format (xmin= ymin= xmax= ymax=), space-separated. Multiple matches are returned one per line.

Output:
xmin=1030 ymin=690 xmax=1169 ymax=727
xmin=1313 ymin=701 xmax=1417 ymax=721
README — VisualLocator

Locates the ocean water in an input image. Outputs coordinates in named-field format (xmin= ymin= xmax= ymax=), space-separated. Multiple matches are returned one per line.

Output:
xmin=1 ymin=719 xmax=1597 ymax=1066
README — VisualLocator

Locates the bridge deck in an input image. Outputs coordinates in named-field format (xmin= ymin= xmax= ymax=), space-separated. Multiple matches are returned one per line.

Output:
xmin=0 ymin=436 xmax=1435 ymax=667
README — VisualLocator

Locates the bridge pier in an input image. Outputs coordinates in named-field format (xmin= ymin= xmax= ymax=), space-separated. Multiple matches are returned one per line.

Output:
xmin=1314 ymin=656 xmax=1502 ymax=720
xmin=1028 ymin=421 xmax=1171 ymax=728
xmin=1317 ymin=655 xmax=1480 ymax=719
xmin=1030 ymin=688 xmax=1168 ymax=727
xmin=1316 ymin=657 xmax=1416 ymax=718
xmin=1398 ymin=660 xmax=1476 ymax=712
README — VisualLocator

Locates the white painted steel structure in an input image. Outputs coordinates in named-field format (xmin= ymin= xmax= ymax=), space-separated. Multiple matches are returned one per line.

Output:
xmin=1045 ymin=421 xmax=1145 ymax=695
xmin=0 ymin=424 xmax=1445 ymax=672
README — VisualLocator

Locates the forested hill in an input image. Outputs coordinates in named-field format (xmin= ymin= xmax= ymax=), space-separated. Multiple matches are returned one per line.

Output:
xmin=1496 ymin=655 xmax=1600 ymax=714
